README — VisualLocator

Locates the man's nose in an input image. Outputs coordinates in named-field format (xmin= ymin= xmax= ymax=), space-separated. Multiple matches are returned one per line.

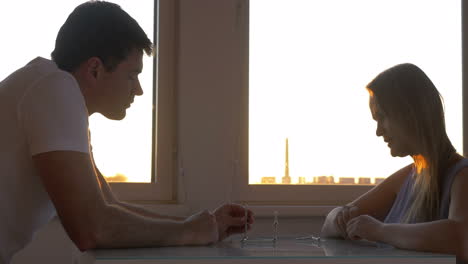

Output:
xmin=134 ymin=80 xmax=143 ymax=96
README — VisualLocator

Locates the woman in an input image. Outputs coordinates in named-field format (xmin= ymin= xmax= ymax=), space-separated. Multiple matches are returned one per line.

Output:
xmin=321 ymin=63 xmax=468 ymax=257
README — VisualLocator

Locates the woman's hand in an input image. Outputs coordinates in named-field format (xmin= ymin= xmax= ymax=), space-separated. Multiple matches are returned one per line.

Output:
xmin=346 ymin=214 xmax=384 ymax=242
xmin=334 ymin=205 xmax=359 ymax=239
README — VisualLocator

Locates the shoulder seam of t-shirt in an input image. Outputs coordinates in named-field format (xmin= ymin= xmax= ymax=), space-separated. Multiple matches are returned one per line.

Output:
xmin=16 ymin=70 xmax=80 ymax=126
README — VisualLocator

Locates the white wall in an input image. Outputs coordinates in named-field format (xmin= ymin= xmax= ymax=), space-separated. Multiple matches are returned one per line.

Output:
xmin=177 ymin=0 xmax=244 ymax=211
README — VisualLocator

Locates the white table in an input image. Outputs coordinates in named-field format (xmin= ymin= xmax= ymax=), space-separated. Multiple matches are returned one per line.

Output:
xmin=78 ymin=237 xmax=455 ymax=264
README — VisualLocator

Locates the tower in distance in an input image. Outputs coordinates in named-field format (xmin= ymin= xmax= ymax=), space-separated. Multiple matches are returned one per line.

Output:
xmin=282 ymin=138 xmax=292 ymax=184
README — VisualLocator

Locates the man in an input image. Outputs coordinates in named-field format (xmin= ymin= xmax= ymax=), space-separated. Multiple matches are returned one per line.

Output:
xmin=0 ymin=1 xmax=253 ymax=263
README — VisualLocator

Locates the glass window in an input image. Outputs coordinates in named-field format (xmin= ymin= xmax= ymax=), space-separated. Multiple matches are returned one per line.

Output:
xmin=0 ymin=0 xmax=154 ymax=183
xmin=249 ymin=0 xmax=462 ymax=185
xmin=89 ymin=1 xmax=154 ymax=183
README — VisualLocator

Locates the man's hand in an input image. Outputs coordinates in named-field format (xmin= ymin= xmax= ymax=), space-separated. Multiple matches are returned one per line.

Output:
xmin=182 ymin=210 xmax=219 ymax=245
xmin=346 ymin=214 xmax=384 ymax=242
xmin=212 ymin=203 xmax=255 ymax=241
xmin=334 ymin=205 xmax=359 ymax=239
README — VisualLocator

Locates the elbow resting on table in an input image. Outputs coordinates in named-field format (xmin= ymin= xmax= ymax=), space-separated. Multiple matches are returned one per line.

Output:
xmin=69 ymin=227 xmax=99 ymax=252
xmin=449 ymin=220 xmax=466 ymax=257
xmin=74 ymin=236 xmax=98 ymax=252
xmin=66 ymin=206 xmax=110 ymax=252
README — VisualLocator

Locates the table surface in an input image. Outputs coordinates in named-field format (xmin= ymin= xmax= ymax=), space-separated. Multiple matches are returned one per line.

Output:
xmin=80 ymin=236 xmax=455 ymax=263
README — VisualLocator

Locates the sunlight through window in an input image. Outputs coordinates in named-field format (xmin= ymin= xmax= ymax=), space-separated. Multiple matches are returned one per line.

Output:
xmin=249 ymin=0 xmax=461 ymax=185
xmin=0 ymin=0 xmax=154 ymax=183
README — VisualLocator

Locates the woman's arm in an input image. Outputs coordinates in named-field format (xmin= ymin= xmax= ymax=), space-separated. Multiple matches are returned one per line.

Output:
xmin=346 ymin=167 xmax=468 ymax=257
xmin=321 ymin=164 xmax=412 ymax=239
xmin=347 ymin=216 xmax=462 ymax=254
xmin=382 ymin=220 xmax=461 ymax=254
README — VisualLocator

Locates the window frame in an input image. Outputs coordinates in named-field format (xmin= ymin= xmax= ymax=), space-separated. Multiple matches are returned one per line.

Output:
xmin=110 ymin=0 xmax=178 ymax=203
xmin=233 ymin=0 xmax=467 ymax=206
xmin=107 ymin=0 xmax=467 ymax=210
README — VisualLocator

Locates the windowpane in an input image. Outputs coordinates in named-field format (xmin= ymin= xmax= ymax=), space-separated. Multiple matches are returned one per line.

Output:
xmin=89 ymin=1 xmax=154 ymax=183
xmin=249 ymin=0 xmax=462 ymax=185
xmin=0 ymin=0 xmax=154 ymax=183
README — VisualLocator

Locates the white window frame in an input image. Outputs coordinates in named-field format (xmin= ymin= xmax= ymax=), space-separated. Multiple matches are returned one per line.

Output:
xmin=110 ymin=0 xmax=178 ymax=203
xmin=108 ymin=0 xmax=467 ymax=214
xmin=232 ymin=0 xmax=467 ymax=206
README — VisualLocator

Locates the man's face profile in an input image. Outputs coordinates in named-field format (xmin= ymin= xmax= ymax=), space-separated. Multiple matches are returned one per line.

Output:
xmin=96 ymin=49 xmax=144 ymax=120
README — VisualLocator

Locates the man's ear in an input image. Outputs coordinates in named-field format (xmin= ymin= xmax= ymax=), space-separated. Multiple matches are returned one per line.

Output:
xmin=86 ymin=57 xmax=103 ymax=80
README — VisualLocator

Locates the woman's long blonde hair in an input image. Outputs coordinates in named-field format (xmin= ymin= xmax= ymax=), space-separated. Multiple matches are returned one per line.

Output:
xmin=367 ymin=63 xmax=455 ymax=223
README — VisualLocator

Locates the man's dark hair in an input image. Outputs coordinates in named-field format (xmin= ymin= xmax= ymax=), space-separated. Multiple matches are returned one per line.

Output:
xmin=51 ymin=1 xmax=153 ymax=72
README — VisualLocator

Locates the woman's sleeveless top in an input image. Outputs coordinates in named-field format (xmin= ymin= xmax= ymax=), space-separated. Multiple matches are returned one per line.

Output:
xmin=384 ymin=158 xmax=468 ymax=223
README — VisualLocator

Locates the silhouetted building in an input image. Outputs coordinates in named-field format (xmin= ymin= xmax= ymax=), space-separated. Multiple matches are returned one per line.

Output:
xmin=261 ymin=177 xmax=276 ymax=184
xmin=314 ymin=176 xmax=323 ymax=184
xmin=314 ymin=176 xmax=335 ymax=184
xmin=298 ymin=176 xmax=306 ymax=184
xmin=375 ymin=178 xmax=385 ymax=185
xmin=339 ymin=177 xmax=355 ymax=184
xmin=358 ymin=177 xmax=371 ymax=185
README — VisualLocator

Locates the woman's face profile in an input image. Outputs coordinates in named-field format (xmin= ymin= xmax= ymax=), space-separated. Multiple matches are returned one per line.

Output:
xmin=369 ymin=96 xmax=416 ymax=157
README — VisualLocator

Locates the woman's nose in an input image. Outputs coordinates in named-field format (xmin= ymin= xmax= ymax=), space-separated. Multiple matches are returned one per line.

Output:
xmin=376 ymin=123 xmax=384 ymax=137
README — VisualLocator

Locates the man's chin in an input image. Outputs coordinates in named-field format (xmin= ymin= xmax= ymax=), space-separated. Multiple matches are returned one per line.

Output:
xmin=102 ymin=110 xmax=126 ymax=120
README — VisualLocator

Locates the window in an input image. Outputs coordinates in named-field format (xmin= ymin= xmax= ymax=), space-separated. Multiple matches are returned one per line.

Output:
xmin=100 ymin=0 xmax=178 ymax=202
xmin=4 ymin=0 xmax=462 ymax=209
xmin=0 ymin=0 xmax=177 ymax=202
xmin=235 ymin=0 xmax=463 ymax=205
xmin=90 ymin=1 xmax=155 ymax=184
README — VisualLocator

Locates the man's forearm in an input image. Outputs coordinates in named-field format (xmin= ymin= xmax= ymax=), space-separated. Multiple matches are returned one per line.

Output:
xmin=93 ymin=203 xmax=188 ymax=249
xmin=379 ymin=219 xmax=462 ymax=255
xmin=117 ymin=201 xmax=185 ymax=221
xmin=93 ymin=166 xmax=184 ymax=221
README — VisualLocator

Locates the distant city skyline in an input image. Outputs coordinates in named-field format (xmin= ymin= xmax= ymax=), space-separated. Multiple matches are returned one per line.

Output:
xmin=257 ymin=138 xmax=385 ymax=185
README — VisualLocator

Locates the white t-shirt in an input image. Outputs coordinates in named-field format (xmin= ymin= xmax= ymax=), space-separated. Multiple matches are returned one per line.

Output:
xmin=0 ymin=57 xmax=89 ymax=264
